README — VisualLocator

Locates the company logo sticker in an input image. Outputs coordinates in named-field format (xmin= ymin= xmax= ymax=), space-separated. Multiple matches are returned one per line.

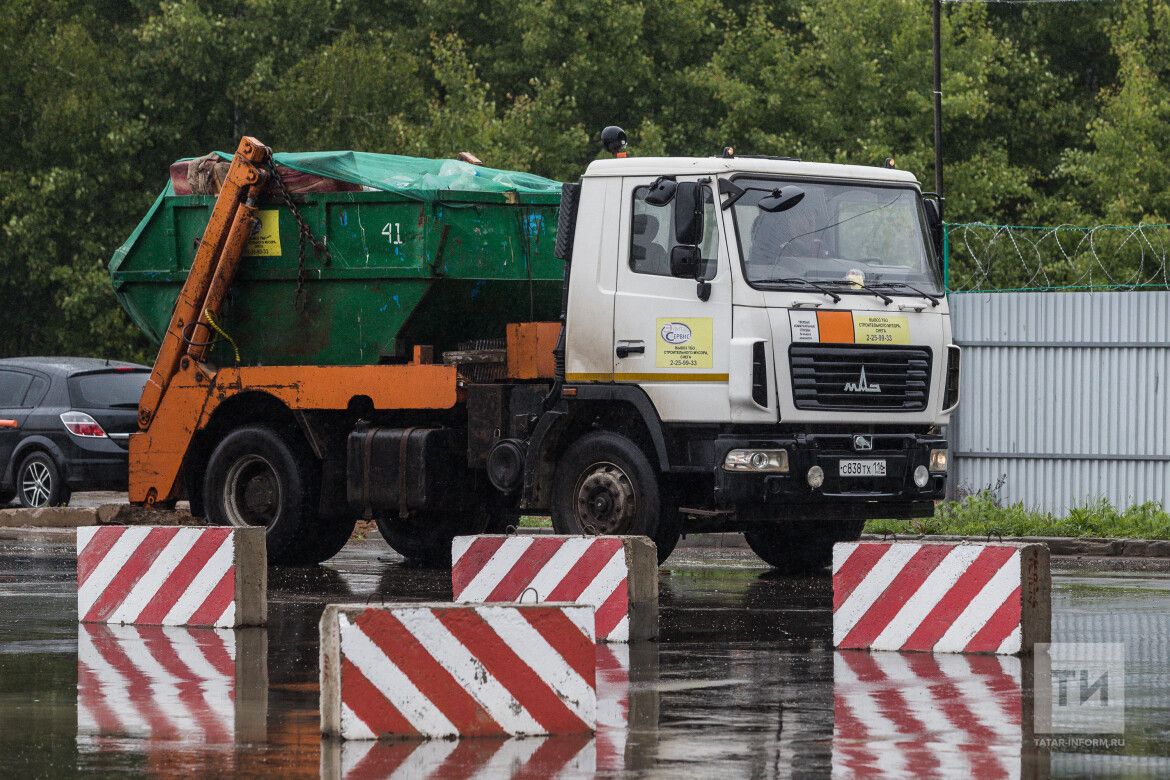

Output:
xmin=659 ymin=322 xmax=693 ymax=345
xmin=244 ymin=209 xmax=282 ymax=257
xmin=656 ymin=318 xmax=713 ymax=369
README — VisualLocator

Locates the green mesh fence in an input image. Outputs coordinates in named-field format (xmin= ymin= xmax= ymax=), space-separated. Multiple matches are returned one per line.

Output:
xmin=944 ymin=222 xmax=1170 ymax=293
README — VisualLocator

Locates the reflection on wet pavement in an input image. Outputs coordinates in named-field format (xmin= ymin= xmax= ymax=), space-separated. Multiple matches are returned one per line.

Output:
xmin=2 ymin=538 xmax=1170 ymax=777
xmin=833 ymin=649 xmax=1039 ymax=778
xmin=77 ymin=625 xmax=267 ymax=744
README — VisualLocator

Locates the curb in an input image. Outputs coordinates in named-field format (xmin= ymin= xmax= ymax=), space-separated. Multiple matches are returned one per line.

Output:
xmin=518 ymin=527 xmax=1170 ymax=558
xmin=517 ymin=526 xmax=750 ymax=549
xmin=0 ymin=504 xmax=203 ymax=529
xmin=861 ymin=533 xmax=1170 ymax=559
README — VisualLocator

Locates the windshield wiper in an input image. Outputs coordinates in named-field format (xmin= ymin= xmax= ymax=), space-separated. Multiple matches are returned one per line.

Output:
xmin=818 ymin=279 xmax=894 ymax=306
xmin=867 ymin=281 xmax=941 ymax=307
xmin=752 ymin=277 xmax=841 ymax=303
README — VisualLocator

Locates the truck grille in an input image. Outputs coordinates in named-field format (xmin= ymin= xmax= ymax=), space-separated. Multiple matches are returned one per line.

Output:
xmin=790 ymin=345 xmax=932 ymax=411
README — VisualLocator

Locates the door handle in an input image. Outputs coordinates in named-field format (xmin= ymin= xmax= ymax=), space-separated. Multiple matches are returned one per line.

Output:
xmin=0 ymin=420 xmax=17 ymax=429
xmin=615 ymin=342 xmax=645 ymax=359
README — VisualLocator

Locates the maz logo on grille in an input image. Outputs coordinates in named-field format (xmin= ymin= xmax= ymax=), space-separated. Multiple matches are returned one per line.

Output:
xmin=844 ymin=366 xmax=881 ymax=393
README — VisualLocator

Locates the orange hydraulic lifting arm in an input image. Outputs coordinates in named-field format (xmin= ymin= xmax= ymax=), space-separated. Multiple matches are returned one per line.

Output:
xmin=136 ymin=136 xmax=271 ymax=430
xmin=128 ymin=137 xmax=460 ymax=508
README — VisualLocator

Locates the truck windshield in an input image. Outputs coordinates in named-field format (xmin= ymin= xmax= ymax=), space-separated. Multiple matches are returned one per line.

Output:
xmin=730 ymin=178 xmax=942 ymax=295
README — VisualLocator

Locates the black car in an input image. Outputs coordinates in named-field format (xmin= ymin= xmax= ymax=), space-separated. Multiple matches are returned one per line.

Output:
xmin=0 ymin=357 xmax=149 ymax=508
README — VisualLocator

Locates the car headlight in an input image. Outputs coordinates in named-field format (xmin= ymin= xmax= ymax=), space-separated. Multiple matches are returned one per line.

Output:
xmin=929 ymin=448 xmax=948 ymax=473
xmin=723 ymin=449 xmax=789 ymax=473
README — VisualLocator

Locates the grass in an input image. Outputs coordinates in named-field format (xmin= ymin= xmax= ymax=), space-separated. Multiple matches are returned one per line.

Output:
xmin=866 ymin=493 xmax=1170 ymax=540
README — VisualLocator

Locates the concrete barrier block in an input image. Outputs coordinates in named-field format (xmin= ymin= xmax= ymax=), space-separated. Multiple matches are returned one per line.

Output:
xmin=320 ymin=602 xmax=596 ymax=740
xmin=451 ymin=535 xmax=659 ymax=642
xmin=76 ymin=526 xmax=266 ymax=628
xmin=77 ymin=623 xmax=268 ymax=744
xmin=833 ymin=541 xmax=1050 ymax=655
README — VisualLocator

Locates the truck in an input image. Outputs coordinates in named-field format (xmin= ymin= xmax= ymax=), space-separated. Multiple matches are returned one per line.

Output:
xmin=111 ymin=133 xmax=958 ymax=571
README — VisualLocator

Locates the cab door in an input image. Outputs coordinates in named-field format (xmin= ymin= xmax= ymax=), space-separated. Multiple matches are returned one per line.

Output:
xmin=612 ymin=177 xmax=732 ymax=422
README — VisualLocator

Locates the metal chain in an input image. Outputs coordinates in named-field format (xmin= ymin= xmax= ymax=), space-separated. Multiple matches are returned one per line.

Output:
xmin=265 ymin=159 xmax=332 ymax=311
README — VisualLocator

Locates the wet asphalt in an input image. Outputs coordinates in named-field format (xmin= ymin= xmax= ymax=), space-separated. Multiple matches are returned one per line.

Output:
xmin=1 ymin=535 xmax=1169 ymax=778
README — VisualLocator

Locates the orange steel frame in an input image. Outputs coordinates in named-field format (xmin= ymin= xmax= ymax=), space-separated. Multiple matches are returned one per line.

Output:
xmin=130 ymin=137 xmax=458 ymax=506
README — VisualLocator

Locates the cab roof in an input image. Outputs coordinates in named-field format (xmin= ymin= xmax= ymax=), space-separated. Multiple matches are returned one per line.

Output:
xmin=582 ymin=156 xmax=921 ymax=186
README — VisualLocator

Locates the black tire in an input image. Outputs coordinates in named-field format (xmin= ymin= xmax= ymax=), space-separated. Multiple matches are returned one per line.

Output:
xmin=744 ymin=518 xmax=865 ymax=575
xmin=376 ymin=497 xmax=511 ymax=568
xmin=17 ymin=451 xmax=70 ymax=508
xmin=551 ymin=431 xmax=680 ymax=564
xmin=203 ymin=426 xmax=355 ymax=566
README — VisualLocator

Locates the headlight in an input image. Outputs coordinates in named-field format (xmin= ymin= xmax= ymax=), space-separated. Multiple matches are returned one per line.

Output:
xmin=913 ymin=465 xmax=930 ymax=488
xmin=723 ymin=449 xmax=789 ymax=473
xmin=929 ymin=449 xmax=948 ymax=473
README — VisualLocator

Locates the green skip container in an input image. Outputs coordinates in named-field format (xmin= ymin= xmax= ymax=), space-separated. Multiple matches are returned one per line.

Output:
xmin=108 ymin=150 xmax=565 ymax=366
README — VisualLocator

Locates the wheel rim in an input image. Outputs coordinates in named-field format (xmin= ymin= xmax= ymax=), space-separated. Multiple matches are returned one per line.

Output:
xmin=21 ymin=460 xmax=52 ymax=507
xmin=572 ymin=461 xmax=637 ymax=535
xmin=223 ymin=454 xmax=282 ymax=527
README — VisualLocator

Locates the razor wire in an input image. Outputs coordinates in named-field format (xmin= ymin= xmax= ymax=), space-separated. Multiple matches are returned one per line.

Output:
xmin=944 ymin=222 xmax=1170 ymax=292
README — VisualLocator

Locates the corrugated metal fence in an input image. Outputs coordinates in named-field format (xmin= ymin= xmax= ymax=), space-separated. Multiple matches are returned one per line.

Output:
xmin=950 ymin=291 xmax=1170 ymax=514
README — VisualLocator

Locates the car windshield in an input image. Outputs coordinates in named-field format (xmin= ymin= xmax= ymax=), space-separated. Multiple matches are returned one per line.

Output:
xmin=730 ymin=178 xmax=942 ymax=295
xmin=68 ymin=370 xmax=148 ymax=409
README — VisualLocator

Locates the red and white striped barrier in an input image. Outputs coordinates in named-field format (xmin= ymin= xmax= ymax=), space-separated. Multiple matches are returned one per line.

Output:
xmin=832 ymin=541 xmax=1050 ymax=654
xmin=77 ymin=623 xmax=268 ymax=744
xmin=76 ymin=526 xmax=266 ymax=628
xmin=451 ymin=535 xmax=659 ymax=642
xmin=320 ymin=602 xmax=597 ymax=740
xmin=323 ymin=642 xmax=662 ymax=778
xmin=833 ymin=650 xmax=1036 ymax=778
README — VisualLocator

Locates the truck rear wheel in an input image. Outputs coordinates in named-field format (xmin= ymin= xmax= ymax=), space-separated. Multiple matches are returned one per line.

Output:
xmin=744 ymin=518 xmax=865 ymax=575
xmin=551 ymin=431 xmax=680 ymax=564
xmin=203 ymin=425 xmax=355 ymax=566
xmin=376 ymin=499 xmax=511 ymax=568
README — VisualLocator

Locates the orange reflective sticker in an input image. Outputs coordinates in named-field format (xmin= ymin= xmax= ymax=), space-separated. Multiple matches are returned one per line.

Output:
xmin=816 ymin=311 xmax=855 ymax=343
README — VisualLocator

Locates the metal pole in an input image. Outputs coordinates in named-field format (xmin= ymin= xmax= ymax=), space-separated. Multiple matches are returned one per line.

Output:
xmin=932 ymin=0 xmax=944 ymax=219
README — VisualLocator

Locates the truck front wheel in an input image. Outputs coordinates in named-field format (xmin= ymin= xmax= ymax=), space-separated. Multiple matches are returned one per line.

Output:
xmin=551 ymin=431 xmax=680 ymax=564
xmin=204 ymin=426 xmax=355 ymax=566
xmin=744 ymin=518 xmax=865 ymax=575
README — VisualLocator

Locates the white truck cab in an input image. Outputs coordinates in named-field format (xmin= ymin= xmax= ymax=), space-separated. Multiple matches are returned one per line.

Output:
xmin=540 ymin=154 xmax=958 ymax=570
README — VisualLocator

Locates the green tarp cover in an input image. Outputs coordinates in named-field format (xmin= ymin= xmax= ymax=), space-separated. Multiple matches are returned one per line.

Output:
xmin=217 ymin=149 xmax=563 ymax=200
xmin=110 ymin=150 xmax=563 ymax=272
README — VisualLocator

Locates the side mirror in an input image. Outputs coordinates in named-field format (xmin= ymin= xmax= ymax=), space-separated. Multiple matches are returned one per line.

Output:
xmin=924 ymin=198 xmax=943 ymax=255
xmin=758 ymin=186 xmax=805 ymax=213
xmin=670 ymin=245 xmax=703 ymax=279
xmin=673 ymin=182 xmax=704 ymax=245
xmin=644 ymin=176 xmax=677 ymax=207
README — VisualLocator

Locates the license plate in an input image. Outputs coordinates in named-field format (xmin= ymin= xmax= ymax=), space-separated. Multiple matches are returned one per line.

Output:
xmin=839 ymin=459 xmax=887 ymax=478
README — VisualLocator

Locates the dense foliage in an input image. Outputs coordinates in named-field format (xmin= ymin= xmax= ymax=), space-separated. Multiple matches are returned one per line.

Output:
xmin=2 ymin=0 xmax=1168 ymax=360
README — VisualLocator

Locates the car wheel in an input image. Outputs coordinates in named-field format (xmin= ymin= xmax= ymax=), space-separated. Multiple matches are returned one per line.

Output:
xmin=551 ymin=431 xmax=680 ymax=564
xmin=743 ymin=518 xmax=866 ymax=575
xmin=203 ymin=426 xmax=354 ymax=566
xmin=17 ymin=451 xmax=71 ymax=508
